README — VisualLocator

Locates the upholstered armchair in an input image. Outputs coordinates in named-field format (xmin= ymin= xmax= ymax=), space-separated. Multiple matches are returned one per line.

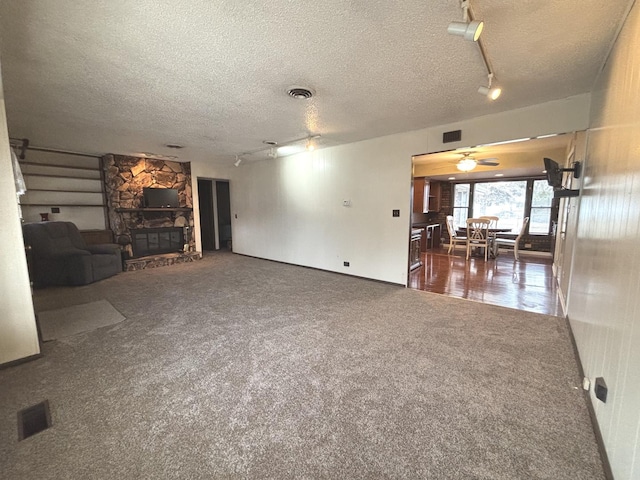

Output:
xmin=22 ymin=222 xmax=122 ymax=288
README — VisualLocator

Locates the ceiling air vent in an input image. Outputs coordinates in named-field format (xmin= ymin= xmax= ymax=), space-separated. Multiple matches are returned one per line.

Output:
xmin=443 ymin=130 xmax=462 ymax=143
xmin=287 ymin=86 xmax=315 ymax=99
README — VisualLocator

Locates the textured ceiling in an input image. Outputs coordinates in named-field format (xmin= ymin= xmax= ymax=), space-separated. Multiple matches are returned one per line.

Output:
xmin=0 ymin=0 xmax=631 ymax=165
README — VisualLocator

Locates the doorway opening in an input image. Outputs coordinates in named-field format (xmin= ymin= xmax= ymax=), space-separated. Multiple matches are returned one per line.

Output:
xmin=409 ymin=133 xmax=574 ymax=315
xmin=197 ymin=178 xmax=231 ymax=251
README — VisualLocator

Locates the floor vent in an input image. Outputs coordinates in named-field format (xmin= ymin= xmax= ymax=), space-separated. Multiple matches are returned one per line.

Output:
xmin=18 ymin=400 xmax=52 ymax=441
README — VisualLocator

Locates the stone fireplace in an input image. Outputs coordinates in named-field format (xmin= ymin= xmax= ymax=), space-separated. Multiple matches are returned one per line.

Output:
xmin=102 ymin=154 xmax=200 ymax=269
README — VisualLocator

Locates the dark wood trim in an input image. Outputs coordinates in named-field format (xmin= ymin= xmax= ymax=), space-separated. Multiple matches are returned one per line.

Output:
xmin=564 ymin=315 xmax=614 ymax=480
xmin=0 ymin=353 xmax=43 ymax=370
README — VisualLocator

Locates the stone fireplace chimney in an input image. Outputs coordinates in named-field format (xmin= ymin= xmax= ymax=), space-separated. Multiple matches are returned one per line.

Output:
xmin=102 ymin=155 xmax=196 ymax=260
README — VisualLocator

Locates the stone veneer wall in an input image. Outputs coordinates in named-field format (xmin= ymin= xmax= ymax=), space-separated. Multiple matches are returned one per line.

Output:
xmin=103 ymin=155 xmax=194 ymax=258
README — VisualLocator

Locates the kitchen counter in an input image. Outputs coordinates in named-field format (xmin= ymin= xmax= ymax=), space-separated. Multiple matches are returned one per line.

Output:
xmin=411 ymin=223 xmax=441 ymax=250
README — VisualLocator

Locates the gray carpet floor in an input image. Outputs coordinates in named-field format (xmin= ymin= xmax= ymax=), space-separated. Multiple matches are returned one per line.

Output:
xmin=0 ymin=252 xmax=604 ymax=479
xmin=37 ymin=299 xmax=125 ymax=341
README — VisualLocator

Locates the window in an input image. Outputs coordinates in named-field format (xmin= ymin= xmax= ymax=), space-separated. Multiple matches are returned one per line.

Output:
xmin=450 ymin=178 xmax=556 ymax=235
xmin=452 ymin=184 xmax=470 ymax=228
xmin=529 ymin=180 xmax=554 ymax=234
xmin=473 ymin=181 xmax=527 ymax=232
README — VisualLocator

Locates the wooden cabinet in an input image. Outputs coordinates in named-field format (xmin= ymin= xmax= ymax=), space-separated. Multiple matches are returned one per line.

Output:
xmin=427 ymin=181 xmax=441 ymax=212
xmin=413 ymin=177 xmax=427 ymax=213
xmin=413 ymin=178 xmax=441 ymax=213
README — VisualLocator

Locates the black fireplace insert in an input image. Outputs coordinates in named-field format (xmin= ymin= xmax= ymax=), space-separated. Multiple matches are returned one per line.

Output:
xmin=131 ymin=227 xmax=184 ymax=258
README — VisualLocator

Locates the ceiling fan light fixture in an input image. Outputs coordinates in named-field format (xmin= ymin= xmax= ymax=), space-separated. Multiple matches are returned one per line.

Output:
xmin=447 ymin=20 xmax=483 ymax=41
xmin=457 ymin=158 xmax=477 ymax=172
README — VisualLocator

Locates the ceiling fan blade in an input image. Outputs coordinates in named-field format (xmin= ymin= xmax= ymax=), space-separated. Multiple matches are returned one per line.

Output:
xmin=477 ymin=158 xmax=499 ymax=166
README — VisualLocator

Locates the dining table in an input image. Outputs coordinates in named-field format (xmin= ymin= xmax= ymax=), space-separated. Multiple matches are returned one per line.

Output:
xmin=456 ymin=227 xmax=512 ymax=258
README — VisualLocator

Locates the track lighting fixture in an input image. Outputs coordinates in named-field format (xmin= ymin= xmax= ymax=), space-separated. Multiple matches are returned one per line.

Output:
xmin=234 ymin=134 xmax=321 ymax=162
xmin=447 ymin=20 xmax=483 ymax=42
xmin=306 ymin=138 xmax=316 ymax=151
xmin=478 ymin=73 xmax=501 ymax=100
xmin=448 ymin=0 xmax=483 ymax=41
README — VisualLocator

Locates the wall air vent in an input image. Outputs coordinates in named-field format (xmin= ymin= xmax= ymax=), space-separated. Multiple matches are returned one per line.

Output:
xmin=443 ymin=130 xmax=462 ymax=143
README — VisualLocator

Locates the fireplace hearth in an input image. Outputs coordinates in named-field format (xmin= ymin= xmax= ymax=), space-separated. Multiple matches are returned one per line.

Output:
xmin=131 ymin=227 xmax=184 ymax=258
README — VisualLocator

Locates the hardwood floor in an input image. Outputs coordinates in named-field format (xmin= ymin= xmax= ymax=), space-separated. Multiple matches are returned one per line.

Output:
xmin=409 ymin=248 xmax=563 ymax=316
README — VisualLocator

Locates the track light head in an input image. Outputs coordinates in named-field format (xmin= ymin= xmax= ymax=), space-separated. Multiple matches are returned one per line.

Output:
xmin=447 ymin=20 xmax=483 ymax=41
xmin=478 ymin=85 xmax=502 ymax=100
xmin=478 ymin=73 xmax=501 ymax=100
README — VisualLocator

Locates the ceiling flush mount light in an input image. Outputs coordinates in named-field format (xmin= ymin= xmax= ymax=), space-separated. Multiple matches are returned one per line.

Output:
xmin=478 ymin=73 xmax=501 ymax=100
xmin=448 ymin=0 xmax=483 ymax=41
xmin=286 ymin=86 xmax=315 ymax=100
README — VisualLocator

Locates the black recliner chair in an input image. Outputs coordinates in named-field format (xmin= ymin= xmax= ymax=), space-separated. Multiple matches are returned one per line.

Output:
xmin=23 ymin=221 xmax=122 ymax=288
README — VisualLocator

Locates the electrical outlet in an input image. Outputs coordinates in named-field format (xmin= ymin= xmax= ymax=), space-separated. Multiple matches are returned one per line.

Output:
xmin=392 ymin=209 xmax=400 ymax=217
xmin=595 ymin=377 xmax=608 ymax=403
xmin=342 ymin=200 xmax=351 ymax=207
xmin=343 ymin=261 xmax=350 ymax=267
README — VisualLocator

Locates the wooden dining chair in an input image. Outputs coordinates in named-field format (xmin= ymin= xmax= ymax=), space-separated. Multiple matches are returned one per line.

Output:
xmin=480 ymin=216 xmax=500 ymax=256
xmin=479 ymin=216 xmax=499 ymax=230
xmin=445 ymin=215 xmax=467 ymax=254
xmin=495 ymin=217 xmax=529 ymax=260
xmin=466 ymin=217 xmax=492 ymax=261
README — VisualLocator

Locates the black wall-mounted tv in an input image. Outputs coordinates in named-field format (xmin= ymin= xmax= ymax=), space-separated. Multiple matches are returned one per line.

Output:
xmin=143 ymin=188 xmax=179 ymax=208
xmin=543 ymin=157 xmax=564 ymax=188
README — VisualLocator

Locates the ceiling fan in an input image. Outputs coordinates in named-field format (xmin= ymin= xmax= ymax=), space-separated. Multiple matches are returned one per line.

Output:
xmin=456 ymin=152 xmax=499 ymax=172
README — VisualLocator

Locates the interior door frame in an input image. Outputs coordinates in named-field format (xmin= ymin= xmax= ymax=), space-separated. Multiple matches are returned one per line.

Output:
xmin=196 ymin=177 xmax=221 ymax=250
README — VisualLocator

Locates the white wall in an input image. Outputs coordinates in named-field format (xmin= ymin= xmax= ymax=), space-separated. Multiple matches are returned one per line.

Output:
xmin=567 ymin=3 xmax=640 ymax=479
xmin=0 ymin=69 xmax=40 ymax=365
xmin=220 ymin=94 xmax=590 ymax=285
